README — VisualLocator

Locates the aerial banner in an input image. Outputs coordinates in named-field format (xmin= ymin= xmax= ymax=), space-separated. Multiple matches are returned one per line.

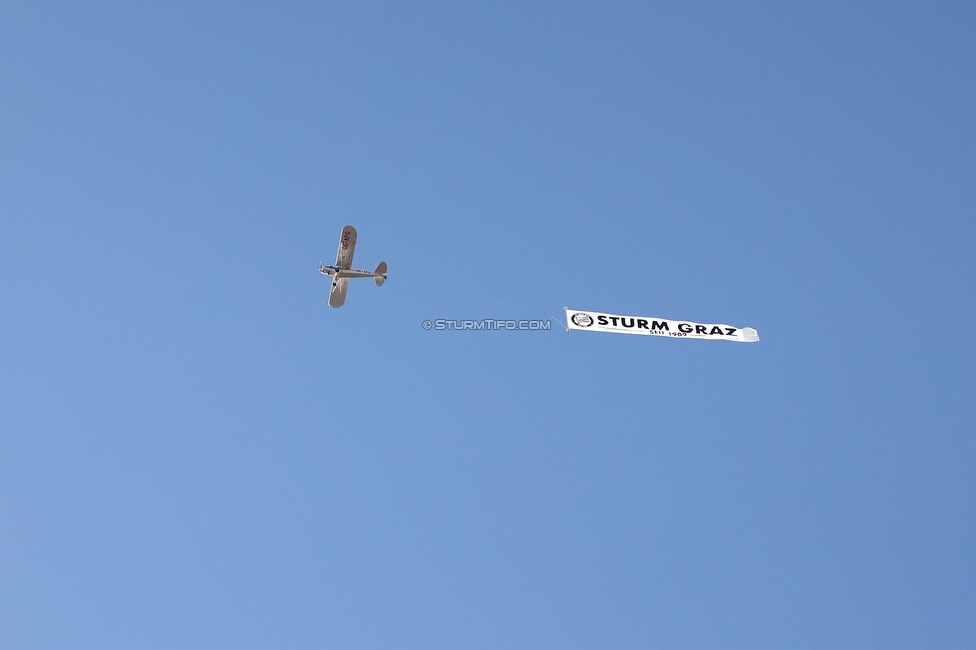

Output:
xmin=564 ymin=308 xmax=759 ymax=342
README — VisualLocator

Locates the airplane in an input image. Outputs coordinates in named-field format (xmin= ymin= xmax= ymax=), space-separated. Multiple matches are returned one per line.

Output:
xmin=319 ymin=225 xmax=388 ymax=308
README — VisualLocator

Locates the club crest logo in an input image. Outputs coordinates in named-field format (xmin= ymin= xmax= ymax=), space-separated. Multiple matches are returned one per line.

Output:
xmin=571 ymin=313 xmax=594 ymax=327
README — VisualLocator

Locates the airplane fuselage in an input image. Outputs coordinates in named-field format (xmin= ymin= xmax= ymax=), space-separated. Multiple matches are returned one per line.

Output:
xmin=319 ymin=265 xmax=379 ymax=279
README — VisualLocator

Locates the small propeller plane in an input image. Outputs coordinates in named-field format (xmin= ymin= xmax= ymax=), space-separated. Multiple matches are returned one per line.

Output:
xmin=319 ymin=225 xmax=388 ymax=308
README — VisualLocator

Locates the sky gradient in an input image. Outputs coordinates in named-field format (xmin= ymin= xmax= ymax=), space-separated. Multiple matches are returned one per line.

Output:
xmin=2 ymin=2 xmax=974 ymax=648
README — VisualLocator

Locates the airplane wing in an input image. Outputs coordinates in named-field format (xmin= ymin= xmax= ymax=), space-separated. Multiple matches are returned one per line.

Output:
xmin=328 ymin=278 xmax=348 ymax=308
xmin=334 ymin=226 xmax=357 ymax=268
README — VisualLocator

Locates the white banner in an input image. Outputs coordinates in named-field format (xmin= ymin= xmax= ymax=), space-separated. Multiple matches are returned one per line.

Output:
xmin=564 ymin=308 xmax=759 ymax=342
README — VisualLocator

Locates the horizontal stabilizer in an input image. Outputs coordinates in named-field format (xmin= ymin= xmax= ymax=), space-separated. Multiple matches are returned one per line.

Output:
xmin=374 ymin=262 xmax=387 ymax=286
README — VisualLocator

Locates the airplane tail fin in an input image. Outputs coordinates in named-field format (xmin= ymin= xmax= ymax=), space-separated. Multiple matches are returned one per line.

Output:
xmin=374 ymin=262 xmax=387 ymax=286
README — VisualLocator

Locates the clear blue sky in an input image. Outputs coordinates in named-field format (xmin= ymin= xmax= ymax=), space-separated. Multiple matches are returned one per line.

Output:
xmin=2 ymin=2 xmax=974 ymax=648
